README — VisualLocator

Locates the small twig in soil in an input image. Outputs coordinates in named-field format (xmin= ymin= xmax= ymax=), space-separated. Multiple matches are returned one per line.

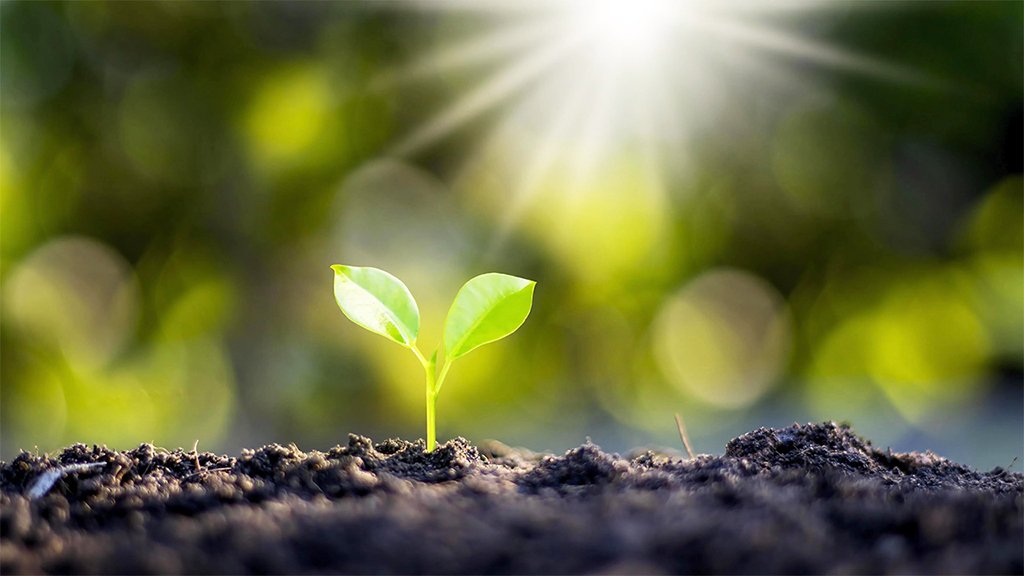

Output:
xmin=1008 ymin=456 xmax=1019 ymax=470
xmin=27 ymin=462 xmax=105 ymax=500
xmin=183 ymin=467 xmax=232 ymax=481
xmin=192 ymin=439 xmax=201 ymax=472
xmin=674 ymin=413 xmax=695 ymax=459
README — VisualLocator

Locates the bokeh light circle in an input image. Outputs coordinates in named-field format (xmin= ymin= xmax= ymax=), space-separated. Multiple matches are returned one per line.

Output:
xmin=653 ymin=268 xmax=791 ymax=409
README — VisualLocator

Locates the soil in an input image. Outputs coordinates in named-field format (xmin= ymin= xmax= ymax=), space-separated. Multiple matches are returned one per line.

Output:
xmin=1 ymin=422 xmax=1021 ymax=574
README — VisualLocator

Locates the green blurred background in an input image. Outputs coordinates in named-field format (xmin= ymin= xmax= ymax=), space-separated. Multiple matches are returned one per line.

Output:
xmin=2 ymin=1 xmax=1021 ymax=468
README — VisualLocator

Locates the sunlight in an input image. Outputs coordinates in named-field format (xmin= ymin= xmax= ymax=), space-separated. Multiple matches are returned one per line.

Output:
xmin=388 ymin=0 xmax=922 ymax=251
xmin=578 ymin=0 xmax=676 ymax=62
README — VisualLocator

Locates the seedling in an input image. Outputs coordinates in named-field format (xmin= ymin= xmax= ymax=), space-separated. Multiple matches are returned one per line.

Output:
xmin=331 ymin=265 xmax=536 ymax=452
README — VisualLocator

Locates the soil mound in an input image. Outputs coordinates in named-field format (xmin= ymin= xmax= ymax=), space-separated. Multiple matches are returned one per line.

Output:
xmin=2 ymin=422 xmax=1021 ymax=574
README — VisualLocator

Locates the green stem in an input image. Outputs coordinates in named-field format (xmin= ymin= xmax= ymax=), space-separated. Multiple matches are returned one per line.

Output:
xmin=426 ymin=360 xmax=454 ymax=452
xmin=435 ymin=360 xmax=452 ymax=394
xmin=413 ymin=346 xmax=439 ymax=452
xmin=425 ymin=369 xmax=437 ymax=452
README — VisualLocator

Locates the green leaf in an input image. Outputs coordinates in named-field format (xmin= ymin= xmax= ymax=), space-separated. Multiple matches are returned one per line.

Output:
xmin=443 ymin=273 xmax=536 ymax=360
xmin=331 ymin=264 xmax=420 ymax=347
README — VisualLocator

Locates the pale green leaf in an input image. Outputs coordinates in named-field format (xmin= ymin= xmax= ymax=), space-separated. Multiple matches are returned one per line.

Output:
xmin=443 ymin=273 xmax=535 ymax=360
xmin=331 ymin=264 xmax=419 ymax=347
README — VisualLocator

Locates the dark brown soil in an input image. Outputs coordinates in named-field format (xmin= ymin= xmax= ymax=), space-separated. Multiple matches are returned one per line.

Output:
xmin=2 ymin=422 xmax=1021 ymax=574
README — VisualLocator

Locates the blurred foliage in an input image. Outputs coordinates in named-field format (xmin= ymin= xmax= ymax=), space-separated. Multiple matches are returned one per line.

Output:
xmin=1 ymin=1 xmax=1021 ymax=467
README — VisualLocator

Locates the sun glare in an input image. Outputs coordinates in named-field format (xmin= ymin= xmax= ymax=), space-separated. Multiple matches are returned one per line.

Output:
xmin=386 ymin=1 xmax=921 ymax=248
xmin=580 ymin=0 xmax=675 ymax=61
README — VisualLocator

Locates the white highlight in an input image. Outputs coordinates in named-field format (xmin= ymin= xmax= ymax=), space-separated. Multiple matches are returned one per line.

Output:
xmin=578 ymin=0 xmax=675 ymax=62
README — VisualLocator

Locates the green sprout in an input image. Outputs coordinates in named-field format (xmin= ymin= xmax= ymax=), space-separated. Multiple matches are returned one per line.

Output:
xmin=331 ymin=265 xmax=536 ymax=452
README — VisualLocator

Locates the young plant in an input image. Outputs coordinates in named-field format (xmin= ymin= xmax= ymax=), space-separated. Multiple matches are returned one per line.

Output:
xmin=331 ymin=265 xmax=536 ymax=452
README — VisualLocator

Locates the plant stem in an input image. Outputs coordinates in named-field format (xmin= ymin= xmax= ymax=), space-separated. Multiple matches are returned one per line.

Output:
xmin=424 ymin=360 xmax=437 ymax=452
xmin=435 ymin=361 xmax=452 ymax=394
xmin=413 ymin=346 xmax=439 ymax=452
xmin=413 ymin=346 xmax=452 ymax=453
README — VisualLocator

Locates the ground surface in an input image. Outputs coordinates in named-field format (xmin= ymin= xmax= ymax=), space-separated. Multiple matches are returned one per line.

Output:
xmin=1 ymin=422 xmax=1021 ymax=574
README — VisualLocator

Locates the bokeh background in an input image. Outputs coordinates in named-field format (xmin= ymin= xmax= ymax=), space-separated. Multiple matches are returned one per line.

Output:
xmin=2 ymin=0 xmax=1021 ymax=468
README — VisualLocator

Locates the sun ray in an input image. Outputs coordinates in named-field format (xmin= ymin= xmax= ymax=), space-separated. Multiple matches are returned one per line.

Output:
xmin=480 ymin=75 xmax=594 ymax=260
xmin=684 ymin=11 xmax=935 ymax=86
xmin=391 ymin=30 xmax=586 ymax=157
xmin=372 ymin=19 xmax=565 ymax=90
